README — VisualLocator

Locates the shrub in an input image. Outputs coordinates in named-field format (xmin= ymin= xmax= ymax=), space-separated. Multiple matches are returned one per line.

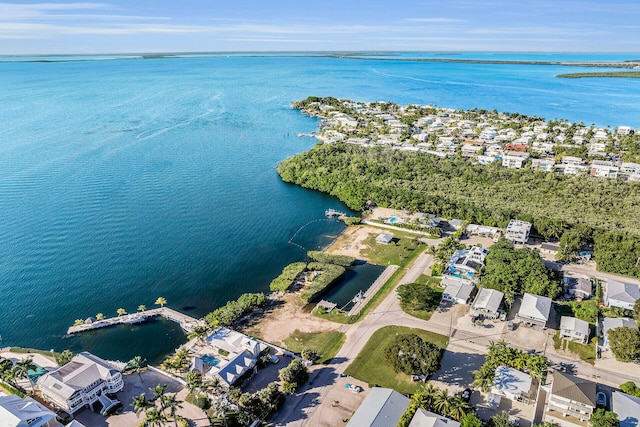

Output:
xmin=307 ymin=251 xmax=356 ymax=266
xmin=384 ymin=333 xmax=442 ymax=376
xmin=270 ymin=262 xmax=307 ymax=292
xmin=279 ymin=359 xmax=309 ymax=393
xmin=299 ymin=263 xmax=345 ymax=303
xmin=205 ymin=292 xmax=266 ymax=327
xmin=194 ymin=396 xmax=210 ymax=410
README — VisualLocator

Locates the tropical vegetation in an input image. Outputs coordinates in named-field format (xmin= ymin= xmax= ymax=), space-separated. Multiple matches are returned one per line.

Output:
xmin=278 ymin=359 xmax=309 ymax=394
xmin=607 ymin=326 xmax=640 ymax=362
xmin=398 ymin=384 xmax=474 ymax=427
xmin=307 ymin=250 xmax=356 ymax=266
xmin=590 ymin=409 xmax=620 ymax=427
xmin=269 ymin=262 xmax=307 ymax=292
xmin=299 ymin=262 xmax=345 ymax=303
xmin=384 ymin=334 xmax=442 ymax=377
xmin=204 ymin=292 xmax=266 ymax=327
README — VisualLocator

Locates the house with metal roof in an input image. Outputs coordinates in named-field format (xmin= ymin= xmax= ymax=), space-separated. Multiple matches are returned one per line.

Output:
xmin=409 ymin=407 xmax=461 ymax=427
xmin=347 ymin=387 xmax=409 ymax=427
xmin=491 ymin=365 xmax=534 ymax=404
xmin=545 ymin=371 xmax=596 ymax=424
xmin=37 ymin=352 xmax=123 ymax=415
xmin=612 ymin=391 xmax=640 ymax=427
xmin=559 ymin=316 xmax=590 ymax=344
xmin=470 ymin=288 xmax=505 ymax=320
xmin=445 ymin=246 xmax=488 ymax=279
xmin=440 ymin=276 xmax=475 ymax=305
xmin=0 ymin=394 xmax=59 ymax=427
xmin=516 ymin=293 xmax=552 ymax=328
xmin=605 ymin=280 xmax=640 ymax=310
xmin=602 ymin=317 xmax=637 ymax=350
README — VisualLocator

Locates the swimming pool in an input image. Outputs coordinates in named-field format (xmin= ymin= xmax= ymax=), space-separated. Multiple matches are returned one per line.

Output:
xmin=389 ymin=217 xmax=399 ymax=223
xmin=201 ymin=355 xmax=220 ymax=367
xmin=28 ymin=364 xmax=48 ymax=382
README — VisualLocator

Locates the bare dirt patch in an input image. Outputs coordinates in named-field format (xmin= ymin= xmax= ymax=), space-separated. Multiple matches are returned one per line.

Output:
xmin=243 ymin=293 xmax=340 ymax=346
xmin=323 ymin=225 xmax=381 ymax=260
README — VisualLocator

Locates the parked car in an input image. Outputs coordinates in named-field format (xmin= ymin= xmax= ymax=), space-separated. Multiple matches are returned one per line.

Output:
xmin=596 ymin=391 xmax=607 ymax=408
xmin=269 ymin=354 xmax=280 ymax=364
xmin=346 ymin=383 xmax=363 ymax=393
xmin=461 ymin=388 xmax=472 ymax=402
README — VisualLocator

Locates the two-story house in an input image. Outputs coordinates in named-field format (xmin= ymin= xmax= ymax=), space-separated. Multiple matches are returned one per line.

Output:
xmin=545 ymin=371 xmax=596 ymax=425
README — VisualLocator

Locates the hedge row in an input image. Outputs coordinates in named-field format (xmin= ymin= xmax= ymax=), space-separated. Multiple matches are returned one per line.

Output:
xmin=307 ymin=251 xmax=356 ymax=267
xmin=269 ymin=262 xmax=307 ymax=292
xmin=300 ymin=262 xmax=346 ymax=303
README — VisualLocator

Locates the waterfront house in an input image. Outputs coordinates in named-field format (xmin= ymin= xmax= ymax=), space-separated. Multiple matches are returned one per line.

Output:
xmin=491 ymin=365 xmax=534 ymax=404
xmin=445 ymin=246 xmax=488 ymax=279
xmin=559 ymin=316 xmax=590 ymax=344
xmin=612 ymin=391 xmax=640 ymax=427
xmin=440 ymin=276 xmax=475 ymax=305
xmin=516 ymin=293 xmax=552 ymax=328
xmin=505 ymin=219 xmax=532 ymax=245
xmin=470 ymin=288 xmax=505 ymax=320
xmin=37 ymin=352 xmax=123 ymax=415
xmin=601 ymin=317 xmax=637 ymax=350
xmin=347 ymin=387 xmax=409 ymax=427
xmin=545 ymin=371 xmax=596 ymax=424
xmin=375 ymin=233 xmax=393 ymax=245
xmin=605 ymin=280 xmax=640 ymax=310
xmin=0 ymin=394 xmax=58 ymax=427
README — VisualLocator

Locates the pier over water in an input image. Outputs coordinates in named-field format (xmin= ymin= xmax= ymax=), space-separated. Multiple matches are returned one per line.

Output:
xmin=66 ymin=307 xmax=205 ymax=335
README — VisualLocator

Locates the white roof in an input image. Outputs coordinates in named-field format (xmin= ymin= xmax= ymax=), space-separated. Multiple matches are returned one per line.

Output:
xmin=493 ymin=365 xmax=532 ymax=396
xmin=472 ymin=288 xmax=504 ymax=313
xmin=560 ymin=316 xmax=590 ymax=336
xmin=0 ymin=395 xmax=56 ymax=427
xmin=347 ymin=387 xmax=409 ymax=427
xmin=613 ymin=391 xmax=640 ymax=427
xmin=518 ymin=293 xmax=552 ymax=322
xmin=443 ymin=280 xmax=475 ymax=302
xmin=409 ymin=407 xmax=461 ymax=427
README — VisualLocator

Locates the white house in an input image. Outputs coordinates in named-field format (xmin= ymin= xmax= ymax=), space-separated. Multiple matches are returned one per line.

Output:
xmin=602 ymin=317 xmax=637 ymax=350
xmin=37 ymin=352 xmax=123 ymax=415
xmin=470 ymin=288 xmax=505 ymax=320
xmin=545 ymin=371 xmax=596 ymax=424
xmin=612 ymin=391 xmax=640 ymax=427
xmin=559 ymin=316 xmax=590 ymax=344
xmin=618 ymin=126 xmax=632 ymax=136
xmin=502 ymin=154 xmax=528 ymax=169
xmin=347 ymin=387 xmax=409 ymax=427
xmin=516 ymin=293 xmax=552 ymax=328
xmin=605 ymin=280 xmax=640 ymax=310
xmin=590 ymin=160 xmax=619 ymax=178
xmin=505 ymin=219 xmax=532 ymax=245
xmin=445 ymin=246 xmax=488 ymax=279
xmin=531 ymin=158 xmax=556 ymax=172
xmin=440 ymin=276 xmax=475 ymax=305
xmin=491 ymin=365 xmax=534 ymax=404
xmin=621 ymin=162 xmax=640 ymax=175
xmin=375 ymin=233 xmax=394 ymax=245
xmin=0 ymin=395 xmax=59 ymax=427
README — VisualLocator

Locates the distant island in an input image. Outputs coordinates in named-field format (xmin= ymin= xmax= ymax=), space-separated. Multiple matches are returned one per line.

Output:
xmin=557 ymin=71 xmax=640 ymax=78
xmin=280 ymin=96 xmax=640 ymax=278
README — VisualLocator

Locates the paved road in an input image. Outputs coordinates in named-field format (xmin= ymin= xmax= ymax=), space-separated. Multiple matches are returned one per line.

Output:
xmin=544 ymin=260 xmax=640 ymax=286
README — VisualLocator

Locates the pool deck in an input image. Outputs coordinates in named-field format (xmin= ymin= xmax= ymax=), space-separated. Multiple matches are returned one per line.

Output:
xmin=66 ymin=307 xmax=205 ymax=335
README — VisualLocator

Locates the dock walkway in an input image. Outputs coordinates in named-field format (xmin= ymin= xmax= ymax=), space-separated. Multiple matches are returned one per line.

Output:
xmin=66 ymin=307 xmax=205 ymax=335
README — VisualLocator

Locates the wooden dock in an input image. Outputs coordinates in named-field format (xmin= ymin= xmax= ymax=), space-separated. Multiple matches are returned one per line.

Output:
xmin=66 ymin=307 xmax=205 ymax=335
xmin=325 ymin=209 xmax=347 ymax=219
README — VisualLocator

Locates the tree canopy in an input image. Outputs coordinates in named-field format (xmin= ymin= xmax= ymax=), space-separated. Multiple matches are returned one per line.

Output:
xmin=384 ymin=333 xmax=442 ymax=376
xmin=607 ymin=326 xmax=640 ymax=362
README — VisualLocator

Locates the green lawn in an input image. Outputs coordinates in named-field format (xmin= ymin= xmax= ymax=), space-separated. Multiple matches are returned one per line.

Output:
xmin=282 ymin=330 xmax=346 ymax=364
xmin=361 ymin=233 xmax=424 ymax=266
xmin=398 ymin=277 xmax=443 ymax=322
xmin=344 ymin=326 xmax=448 ymax=394
xmin=553 ymin=331 xmax=596 ymax=365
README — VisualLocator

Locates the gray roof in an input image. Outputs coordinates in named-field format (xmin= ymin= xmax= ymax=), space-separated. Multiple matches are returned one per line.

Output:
xmin=518 ymin=293 xmax=552 ymax=322
xmin=493 ymin=365 xmax=532 ymax=396
xmin=347 ymin=387 xmax=409 ymax=427
xmin=612 ymin=391 xmax=640 ymax=427
xmin=607 ymin=280 xmax=640 ymax=304
xmin=602 ymin=317 xmax=637 ymax=334
xmin=550 ymin=371 xmax=596 ymax=407
xmin=0 ymin=395 xmax=56 ymax=427
xmin=409 ymin=408 xmax=461 ymax=427
xmin=575 ymin=278 xmax=592 ymax=297
xmin=560 ymin=316 xmax=590 ymax=337
xmin=443 ymin=280 xmax=475 ymax=302
xmin=472 ymin=288 xmax=504 ymax=313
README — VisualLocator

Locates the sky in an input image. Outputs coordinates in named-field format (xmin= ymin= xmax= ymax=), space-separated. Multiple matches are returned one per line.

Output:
xmin=1 ymin=0 xmax=640 ymax=54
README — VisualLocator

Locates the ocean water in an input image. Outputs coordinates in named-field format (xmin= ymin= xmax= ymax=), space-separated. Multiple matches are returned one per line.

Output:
xmin=1 ymin=53 xmax=640 ymax=364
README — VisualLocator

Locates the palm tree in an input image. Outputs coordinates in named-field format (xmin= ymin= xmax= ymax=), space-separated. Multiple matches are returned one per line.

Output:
xmin=411 ymin=383 xmax=437 ymax=411
xmin=151 ymin=384 xmax=169 ymax=411
xmin=117 ymin=308 xmax=127 ymax=316
xmin=0 ymin=359 xmax=16 ymax=387
xmin=127 ymin=356 xmax=147 ymax=381
xmin=96 ymin=313 xmax=105 ymax=320
xmin=155 ymin=297 xmax=167 ymax=308
xmin=472 ymin=365 xmax=495 ymax=393
xmin=163 ymin=393 xmax=183 ymax=427
xmin=187 ymin=325 xmax=210 ymax=344
xmin=13 ymin=358 xmax=37 ymax=391
xmin=432 ymin=389 xmax=452 ymax=417
xmin=138 ymin=305 xmax=147 ymax=312
xmin=185 ymin=370 xmax=202 ymax=397
xmin=448 ymin=395 xmax=472 ymax=421
xmin=132 ymin=393 xmax=151 ymax=418
xmin=144 ymin=406 xmax=166 ymax=427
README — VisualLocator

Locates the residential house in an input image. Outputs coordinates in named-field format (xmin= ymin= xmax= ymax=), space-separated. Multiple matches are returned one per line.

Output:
xmin=516 ymin=293 xmax=552 ymax=328
xmin=612 ymin=391 xmax=640 ymax=427
xmin=409 ymin=408 xmax=461 ymax=427
xmin=590 ymin=160 xmax=619 ymax=178
xmin=540 ymin=243 xmax=560 ymax=256
xmin=465 ymin=224 xmax=501 ymax=239
xmin=572 ymin=278 xmax=592 ymax=300
xmin=621 ymin=163 xmax=640 ymax=175
xmin=476 ymin=155 xmax=497 ymax=165
xmin=37 ymin=352 xmax=123 ymax=415
xmin=440 ymin=276 xmax=475 ymax=305
xmin=375 ymin=233 xmax=394 ymax=245
xmin=461 ymin=143 xmax=484 ymax=158
xmin=531 ymin=158 xmax=556 ymax=172
xmin=545 ymin=371 xmax=596 ymax=424
xmin=0 ymin=395 xmax=59 ymax=427
xmin=491 ymin=365 xmax=534 ymax=404
xmin=445 ymin=246 xmax=488 ymax=279
xmin=605 ymin=280 xmax=640 ymax=310
xmin=617 ymin=126 xmax=632 ymax=136
xmin=470 ymin=288 xmax=505 ymax=320
xmin=347 ymin=387 xmax=409 ymax=427
xmin=602 ymin=317 xmax=637 ymax=350
xmin=502 ymin=154 xmax=528 ymax=169
xmin=201 ymin=328 xmax=267 ymax=387
xmin=505 ymin=219 xmax=532 ymax=245
xmin=559 ymin=316 xmax=590 ymax=344
xmin=448 ymin=219 xmax=464 ymax=230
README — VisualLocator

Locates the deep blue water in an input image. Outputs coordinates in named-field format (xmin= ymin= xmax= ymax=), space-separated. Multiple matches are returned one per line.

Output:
xmin=1 ymin=53 xmax=640 ymax=364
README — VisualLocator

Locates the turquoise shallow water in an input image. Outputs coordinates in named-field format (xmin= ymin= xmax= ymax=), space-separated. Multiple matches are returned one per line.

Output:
xmin=1 ymin=53 xmax=640 ymax=363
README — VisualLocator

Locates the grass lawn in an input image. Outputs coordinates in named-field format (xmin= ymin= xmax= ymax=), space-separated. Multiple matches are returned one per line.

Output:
xmin=398 ymin=276 xmax=443 ymax=321
xmin=282 ymin=330 xmax=346 ymax=364
xmin=344 ymin=326 xmax=448 ymax=394
xmin=553 ymin=331 xmax=596 ymax=365
xmin=361 ymin=234 xmax=423 ymax=266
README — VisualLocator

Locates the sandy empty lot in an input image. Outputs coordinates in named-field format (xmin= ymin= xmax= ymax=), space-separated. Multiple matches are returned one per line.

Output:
xmin=323 ymin=225 xmax=381 ymax=260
